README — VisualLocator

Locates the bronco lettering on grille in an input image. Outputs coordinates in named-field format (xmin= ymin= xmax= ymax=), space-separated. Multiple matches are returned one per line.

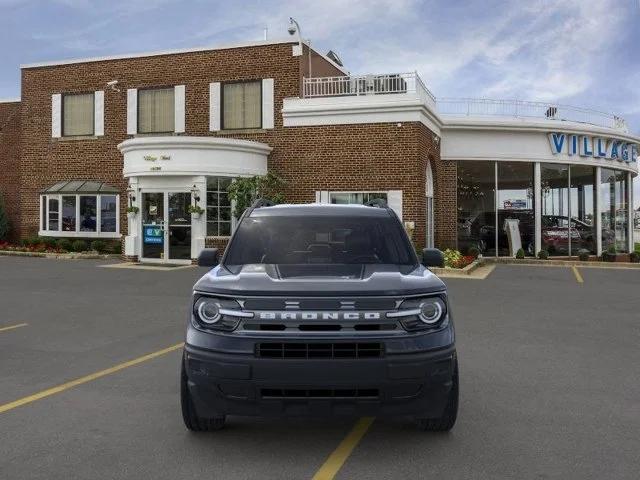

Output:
xmin=257 ymin=312 xmax=381 ymax=320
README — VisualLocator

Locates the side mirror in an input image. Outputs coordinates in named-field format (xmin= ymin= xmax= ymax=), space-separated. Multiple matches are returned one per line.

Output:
xmin=421 ymin=248 xmax=444 ymax=268
xmin=197 ymin=248 xmax=219 ymax=267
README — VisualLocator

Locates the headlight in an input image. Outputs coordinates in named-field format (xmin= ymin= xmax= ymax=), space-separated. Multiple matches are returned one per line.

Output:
xmin=193 ymin=296 xmax=252 ymax=331
xmin=388 ymin=295 xmax=447 ymax=331
xmin=418 ymin=298 xmax=444 ymax=325
xmin=196 ymin=298 xmax=221 ymax=324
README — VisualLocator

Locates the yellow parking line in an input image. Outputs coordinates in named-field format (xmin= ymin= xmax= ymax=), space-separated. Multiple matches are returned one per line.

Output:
xmin=0 ymin=342 xmax=184 ymax=415
xmin=0 ymin=323 xmax=28 ymax=333
xmin=312 ymin=417 xmax=375 ymax=480
xmin=572 ymin=266 xmax=584 ymax=284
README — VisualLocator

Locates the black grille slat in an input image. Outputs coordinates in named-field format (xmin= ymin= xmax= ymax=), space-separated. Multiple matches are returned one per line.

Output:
xmin=260 ymin=388 xmax=380 ymax=399
xmin=242 ymin=298 xmax=398 ymax=311
xmin=256 ymin=342 xmax=383 ymax=359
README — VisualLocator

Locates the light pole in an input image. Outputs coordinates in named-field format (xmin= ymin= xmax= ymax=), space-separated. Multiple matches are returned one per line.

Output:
xmin=288 ymin=17 xmax=312 ymax=82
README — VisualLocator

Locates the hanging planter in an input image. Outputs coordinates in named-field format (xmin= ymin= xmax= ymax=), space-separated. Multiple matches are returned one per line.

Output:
xmin=187 ymin=205 xmax=204 ymax=219
xmin=126 ymin=206 xmax=139 ymax=219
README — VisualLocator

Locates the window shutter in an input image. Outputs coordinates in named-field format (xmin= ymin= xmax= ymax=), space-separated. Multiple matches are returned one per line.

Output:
xmin=51 ymin=94 xmax=62 ymax=138
xmin=387 ymin=190 xmax=403 ymax=220
xmin=174 ymin=85 xmax=185 ymax=133
xmin=94 ymin=90 xmax=104 ymax=136
xmin=126 ymin=88 xmax=137 ymax=135
xmin=209 ymin=82 xmax=221 ymax=131
xmin=262 ymin=78 xmax=274 ymax=129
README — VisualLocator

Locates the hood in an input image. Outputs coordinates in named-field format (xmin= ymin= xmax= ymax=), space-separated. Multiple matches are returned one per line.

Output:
xmin=193 ymin=264 xmax=446 ymax=297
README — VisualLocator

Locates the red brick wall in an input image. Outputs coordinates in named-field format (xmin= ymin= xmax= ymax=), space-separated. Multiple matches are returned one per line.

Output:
xmin=0 ymin=101 xmax=21 ymax=241
xmin=16 ymin=42 xmax=445 ymax=252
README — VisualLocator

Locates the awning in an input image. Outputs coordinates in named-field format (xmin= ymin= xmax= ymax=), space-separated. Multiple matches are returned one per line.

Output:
xmin=41 ymin=180 xmax=120 ymax=194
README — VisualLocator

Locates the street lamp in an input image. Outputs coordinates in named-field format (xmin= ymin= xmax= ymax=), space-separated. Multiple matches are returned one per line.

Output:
xmin=288 ymin=17 xmax=312 ymax=79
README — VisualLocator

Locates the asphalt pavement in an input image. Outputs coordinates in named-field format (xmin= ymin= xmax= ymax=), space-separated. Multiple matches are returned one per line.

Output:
xmin=0 ymin=256 xmax=638 ymax=479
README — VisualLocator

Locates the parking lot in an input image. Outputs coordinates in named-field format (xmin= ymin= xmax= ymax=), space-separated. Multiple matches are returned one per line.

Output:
xmin=1 ymin=257 xmax=639 ymax=479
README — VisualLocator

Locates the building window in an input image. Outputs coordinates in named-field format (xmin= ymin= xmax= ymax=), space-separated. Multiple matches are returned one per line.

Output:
xmin=40 ymin=194 xmax=119 ymax=237
xmin=497 ymin=162 xmax=535 ymax=256
xmin=601 ymin=168 xmax=629 ymax=253
xmin=206 ymin=177 xmax=232 ymax=236
xmin=222 ymin=81 xmax=261 ymax=130
xmin=569 ymin=165 xmax=597 ymax=255
xmin=457 ymin=161 xmax=496 ymax=256
xmin=329 ymin=192 xmax=388 ymax=205
xmin=62 ymin=93 xmax=94 ymax=136
xmin=138 ymin=88 xmax=175 ymax=133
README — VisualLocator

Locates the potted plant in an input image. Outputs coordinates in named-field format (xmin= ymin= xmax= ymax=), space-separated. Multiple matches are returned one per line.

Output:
xmin=537 ymin=249 xmax=549 ymax=260
xmin=603 ymin=245 xmax=617 ymax=262
xmin=577 ymin=249 xmax=590 ymax=262
xmin=187 ymin=204 xmax=205 ymax=219
xmin=126 ymin=206 xmax=139 ymax=219
xmin=515 ymin=248 xmax=525 ymax=259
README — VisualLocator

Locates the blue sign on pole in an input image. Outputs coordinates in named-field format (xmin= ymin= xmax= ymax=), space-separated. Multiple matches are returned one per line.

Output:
xmin=144 ymin=226 xmax=163 ymax=245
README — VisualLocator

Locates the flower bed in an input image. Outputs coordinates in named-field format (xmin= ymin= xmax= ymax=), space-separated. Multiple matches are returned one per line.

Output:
xmin=0 ymin=241 xmax=65 ymax=254
xmin=443 ymin=249 xmax=476 ymax=269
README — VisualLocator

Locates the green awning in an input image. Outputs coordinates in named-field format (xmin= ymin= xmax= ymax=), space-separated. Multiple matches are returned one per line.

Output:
xmin=41 ymin=180 xmax=120 ymax=195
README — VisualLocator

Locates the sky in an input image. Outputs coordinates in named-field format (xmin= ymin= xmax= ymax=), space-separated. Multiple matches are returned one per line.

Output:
xmin=1 ymin=0 xmax=639 ymax=203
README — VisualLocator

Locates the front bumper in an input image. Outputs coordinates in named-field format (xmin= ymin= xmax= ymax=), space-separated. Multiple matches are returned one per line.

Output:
xmin=184 ymin=340 xmax=456 ymax=418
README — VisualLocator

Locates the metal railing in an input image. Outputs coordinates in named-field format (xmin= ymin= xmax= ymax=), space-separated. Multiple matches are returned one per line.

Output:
xmin=436 ymin=98 xmax=628 ymax=132
xmin=302 ymin=72 xmax=436 ymax=104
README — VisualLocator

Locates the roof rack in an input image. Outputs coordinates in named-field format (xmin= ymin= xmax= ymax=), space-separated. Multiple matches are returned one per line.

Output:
xmin=364 ymin=198 xmax=388 ymax=209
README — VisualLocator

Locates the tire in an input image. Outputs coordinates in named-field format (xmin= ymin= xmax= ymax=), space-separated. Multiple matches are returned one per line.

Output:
xmin=416 ymin=359 xmax=458 ymax=432
xmin=181 ymin=357 xmax=225 ymax=432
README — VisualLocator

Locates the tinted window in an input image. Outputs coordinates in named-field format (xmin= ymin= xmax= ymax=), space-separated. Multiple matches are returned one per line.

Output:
xmin=224 ymin=215 xmax=415 ymax=270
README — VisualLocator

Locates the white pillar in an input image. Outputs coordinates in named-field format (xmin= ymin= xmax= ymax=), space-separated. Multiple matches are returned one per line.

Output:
xmin=595 ymin=167 xmax=602 ymax=256
xmin=534 ymin=162 xmax=541 ymax=255
xmin=125 ymin=177 xmax=140 ymax=258
xmin=191 ymin=175 xmax=207 ymax=260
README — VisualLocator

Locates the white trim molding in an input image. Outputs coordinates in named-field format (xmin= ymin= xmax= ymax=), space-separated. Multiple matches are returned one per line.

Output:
xmin=282 ymin=94 xmax=442 ymax=135
xmin=118 ymin=136 xmax=271 ymax=178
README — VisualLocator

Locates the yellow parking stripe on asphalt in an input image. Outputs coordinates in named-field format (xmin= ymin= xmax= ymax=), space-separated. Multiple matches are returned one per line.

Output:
xmin=0 ymin=342 xmax=184 ymax=415
xmin=572 ymin=266 xmax=584 ymax=284
xmin=0 ymin=323 xmax=28 ymax=333
xmin=311 ymin=417 xmax=375 ymax=480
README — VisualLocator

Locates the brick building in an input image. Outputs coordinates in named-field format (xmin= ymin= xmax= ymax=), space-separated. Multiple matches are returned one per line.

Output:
xmin=0 ymin=38 xmax=638 ymax=262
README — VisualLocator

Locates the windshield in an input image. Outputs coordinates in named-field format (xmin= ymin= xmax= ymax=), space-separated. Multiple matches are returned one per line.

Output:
xmin=223 ymin=215 xmax=417 ymax=272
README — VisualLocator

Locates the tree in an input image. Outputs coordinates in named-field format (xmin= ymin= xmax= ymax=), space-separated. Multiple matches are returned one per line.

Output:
xmin=226 ymin=172 xmax=286 ymax=219
xmin=0 ymin=192 xmax=10 ymax=241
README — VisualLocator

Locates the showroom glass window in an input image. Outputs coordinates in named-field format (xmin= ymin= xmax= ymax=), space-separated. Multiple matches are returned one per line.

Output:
xmin=329 ymin=192 xmax=388 ymax=205
xmin=541 ymin=164 xmax=569 ymax=256
xmin=222 ymin=81 xmax=261 ymax=130
xmin=206 ymin=177 xmax=232 ymax=236
xmin=497 ymin=162 xmax=535 ymax=256
xmin=457 ymin=161 xmax=496 ymax=256
xmin=40 ymin=194 xmax=119 ymax=236
xmin=62 ymin=93 xmax=94 ymax=136
xmin=138 ymin=88 xmax=175 ymax=133
xmin=599 ymin=168 xmax=628 ymax=253
xmin=569 ymin=165 xmax=597 ymax=255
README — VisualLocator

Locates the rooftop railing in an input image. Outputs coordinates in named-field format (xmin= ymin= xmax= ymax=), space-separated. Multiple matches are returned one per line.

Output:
xmin=301 ymin=73 xmax=628 ymax=132
xmin=436 ymin=98 xmax=628 ymax=132
xmin=302 ymin=72 xmax=436 ymax=105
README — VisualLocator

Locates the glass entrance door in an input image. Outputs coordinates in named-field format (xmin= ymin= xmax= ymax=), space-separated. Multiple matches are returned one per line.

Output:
xmin=141 ymin=191 xmax=192 ymax=262
xmin=142 ymin=192 xmax=165 ymax=260
xmin=168 ymin=192 xmax=192 ymax=261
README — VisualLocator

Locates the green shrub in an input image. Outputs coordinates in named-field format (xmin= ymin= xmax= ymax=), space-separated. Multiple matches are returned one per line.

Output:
xmin=57 ymin=238 xmax=72 ymax=252
xmin=21 ymin=235 xmax=40 ymax=247
xmin=537 ymin=250 xmax=549 ymax=260
xmin=443 ymin=249 xmax=462 ymax=268
xmin=515 ymin=248 xmax=525 ymax=259
xmin=71 ymin=239 xmax=87 ymax=252
xmin=468 ymin=246 xmax=480 ymax=258
xmin=41 ymin=237 xmax=58 ymax=248
xmin=629 ymin=251 xmax=640 ymax=263
xmin=90 ymin=240 xmax=107 ymax=253
xmin=577 ymin=249 xmax=590 ymax=262
xmin=106 ymin=241 xmax=121 ymax=254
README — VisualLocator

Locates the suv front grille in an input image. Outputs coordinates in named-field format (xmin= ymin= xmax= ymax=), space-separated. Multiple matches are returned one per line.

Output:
xmin=256 ymin=342 xmax=384 ymax=359
xmin=261 ymin=388 xmax=379 ymax=399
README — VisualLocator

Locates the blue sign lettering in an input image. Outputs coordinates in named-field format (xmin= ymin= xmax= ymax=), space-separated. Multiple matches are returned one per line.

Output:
xmin=548 ymin=133 xmax=565 ymax=154
xmin=549 ymin=132 xmax=637 ymax=164
xmin=144 ymin=226 xmax=163 ymax=245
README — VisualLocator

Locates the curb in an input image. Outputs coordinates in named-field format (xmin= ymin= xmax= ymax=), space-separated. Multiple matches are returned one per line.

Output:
xmin=482 ymin=257 xmax=640 ymax=269
xmin=0 ymin=250 xmax=120 ymax=260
